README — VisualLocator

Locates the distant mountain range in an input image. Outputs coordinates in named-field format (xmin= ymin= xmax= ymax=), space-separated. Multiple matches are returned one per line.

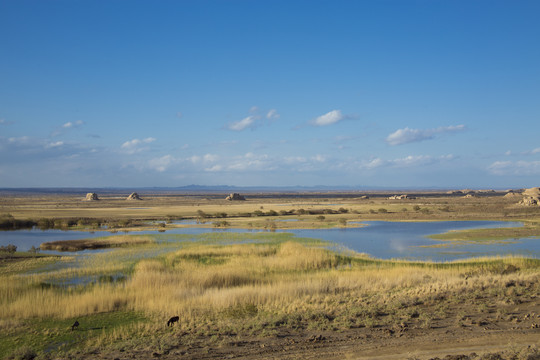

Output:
xmin=0 ymin=184 xmax=509 ymax=195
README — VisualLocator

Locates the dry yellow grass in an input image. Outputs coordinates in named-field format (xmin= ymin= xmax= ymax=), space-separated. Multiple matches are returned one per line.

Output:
xmin=2 ymin=238 xmax=537 ymax=326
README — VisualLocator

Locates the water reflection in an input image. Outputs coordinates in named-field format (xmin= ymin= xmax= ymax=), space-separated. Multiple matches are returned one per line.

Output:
xmin=1 ymin=221 xmax=538 ymax=261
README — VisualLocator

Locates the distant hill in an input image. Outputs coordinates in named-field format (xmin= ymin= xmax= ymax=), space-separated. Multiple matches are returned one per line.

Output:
xmin=0 ymin=185 xmax=512 ymax=195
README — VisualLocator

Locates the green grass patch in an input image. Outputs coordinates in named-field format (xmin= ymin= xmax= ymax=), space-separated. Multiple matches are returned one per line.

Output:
xmin=428 ymin=225 xmax=540 ymax=242
xmin=0 ymin=311 xmax=148 ymax=359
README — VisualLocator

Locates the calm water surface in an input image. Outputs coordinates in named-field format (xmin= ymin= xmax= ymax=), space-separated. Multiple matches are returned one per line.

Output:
xmin=1 ymin=221 xmax=539 ymax=261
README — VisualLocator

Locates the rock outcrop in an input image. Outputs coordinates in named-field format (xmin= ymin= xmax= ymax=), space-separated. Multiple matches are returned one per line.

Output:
xmin=504 ymin=191 xmax=521 ymax=198
xmin=519 ymin=187 xmax=540 ymax=206
xmin=85 ymin=193 xmax=99 ymax=201
xmin=520 ymin=196 xmax=539 ymax=206
xmin=388 ymin=194 xmax=415 ymax=200
xmin=522 ymin=187 xmax=540 ymax=197
xmin=127 ymin=192 xmax=142 ymax=201
xmin=226 ymin=193 xmax=246 ymax=201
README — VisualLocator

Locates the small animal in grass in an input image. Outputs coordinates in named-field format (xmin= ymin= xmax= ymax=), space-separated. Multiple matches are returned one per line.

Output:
xmin=71 ymin=320 xmax=79 ymax=331
xmin=167 ymin=316 xmax=179 ymax=327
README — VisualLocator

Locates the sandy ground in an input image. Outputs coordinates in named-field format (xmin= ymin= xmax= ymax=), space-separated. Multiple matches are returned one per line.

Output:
xmin=78 ymin=291 xmax=539 ymax=360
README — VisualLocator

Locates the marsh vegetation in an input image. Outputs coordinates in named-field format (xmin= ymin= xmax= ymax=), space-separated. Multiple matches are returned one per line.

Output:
xmin=0 ymin=231 xmax=539 ymax=359
xmin=1 ymin=191 xmax=539 ymax=359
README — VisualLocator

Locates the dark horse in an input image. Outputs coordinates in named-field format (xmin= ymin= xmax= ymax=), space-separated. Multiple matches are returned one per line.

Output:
xmin=167 ymin=316 xmax=179 ymax=327
xmin=71 ymin=320 xmax=79 ymax=331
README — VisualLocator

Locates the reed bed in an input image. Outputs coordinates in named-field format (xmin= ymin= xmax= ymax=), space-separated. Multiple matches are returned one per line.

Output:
xmin=40 ymin=234 xmax=155 ymax=251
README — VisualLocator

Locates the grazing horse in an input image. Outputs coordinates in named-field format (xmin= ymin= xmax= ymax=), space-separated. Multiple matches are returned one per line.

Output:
xmin=167 ymin=316 xmax=179 ymax=327
xmin=71 ymin=320 xmax=79 ymax=331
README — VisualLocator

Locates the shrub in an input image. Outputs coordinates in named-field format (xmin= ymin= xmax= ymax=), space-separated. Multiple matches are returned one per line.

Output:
xmin=264 ymin=220 xmax=277 ymax=231
xmin=378 ymin=208 xmax=388 ymax=213
xmin=29 ymin=245 xmax=40 ymax=254
xmin=0 ymin=244 xmax=17 ymax=253
xmin=317 ymin=215 xmax=326 ymax=221
xmin=413 ymin=205 xmax=421 ymax=211
xmin=213 ymin=221 xmax=230 ymax=228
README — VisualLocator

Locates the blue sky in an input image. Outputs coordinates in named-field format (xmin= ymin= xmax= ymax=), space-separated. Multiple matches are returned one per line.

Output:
xmin=1 ymin=0 xmax=539 ymax=188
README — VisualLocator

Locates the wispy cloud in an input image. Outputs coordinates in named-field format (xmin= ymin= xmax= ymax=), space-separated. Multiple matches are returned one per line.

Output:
xmin=356 ymin=154 xmax=455 ymax=170
xmin=0 ymin=119 xmax=14 ymax=125
xmin=121 ymin=137 xmax=156 ymax=154
xmin=7 ymin=136 xmax=31 ymax=145
xmin=227 ymin=115 xmax=259 ymax=131
xmin=386 ymin=125 xmax=465 ymax=146
xmin=266 ymin=109 xmax=280 ymax=120
xmin=148 ymin=155 xmax=176 ymax=172
xmin=0 ymin=136 xmax=95 ymax=166
xmin=226 ymin=107 xmax=280 ymax=131
xmin=311 ymin=110 xmax=346 ymax=126
xmin=189 ymin=154 xmax=219 ymax=164
xmin=46 ymin=141 xmax=64 ymax=149
xmin=205 ymin=164 xmax=223 ymax=172
xmin=488 ymin=160 xmax=540 ymax=176
xmin=62 ymin=120 xmax=84 ymax=129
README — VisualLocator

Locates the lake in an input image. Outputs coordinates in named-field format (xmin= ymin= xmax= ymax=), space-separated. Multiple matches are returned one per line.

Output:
xmin=1 ymin=221 xmax=539 ymax=261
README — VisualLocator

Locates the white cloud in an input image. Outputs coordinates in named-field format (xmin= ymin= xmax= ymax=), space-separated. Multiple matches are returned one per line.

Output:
xmin=311 ymin=154 xmax=326 ymax=162
xmin=203 ymin=154 xmax=218 ymax=162
xmin=311 ymin=110 xmax=345 ymax=126
xmin=249 ymin=106 xmax=259 ymax=113
xmin=355 ymin=154 xmax=454 ymax=170
xmin=189 ymin=155 xmax=201 ymax=164
xmin=46 ymin=141 xmax=64 ymax=149
xmin=391 ymin=155 xmax=434 ymax=167
xmin=266 ymin=109 xmax=280 ymax=120
xmin=363 ymin=158 xmax=386 ymax=169
xmin=284 ymin=156 xmax=307 ymax=164
xmin=148 ymin=155 xmax=175 ymax=172
xmin=121 ymin=137 xmax=156 ymax=154
xmin=386 ymin=125 xmax=465 ymax=146
xmin=506 ymin=147 xmax=540 ymax=156
xmin=488 ymin=160 xmax=540 ymax=176
xmin=189 ymin=154 xmax=218 ymax=164
xmin=228 ymin=116 xmax=258 ymax=131
xmin=8 ymin=136 xmax=30 ymax=144
xmin=205 ymin=164 xmax=223 ymax=172
xmin=62 ymin=120 xmax=84 ymax=129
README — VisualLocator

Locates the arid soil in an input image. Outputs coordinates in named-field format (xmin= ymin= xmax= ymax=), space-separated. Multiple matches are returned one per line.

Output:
xmin=79 ymin=291 xmax=539 ymax=360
